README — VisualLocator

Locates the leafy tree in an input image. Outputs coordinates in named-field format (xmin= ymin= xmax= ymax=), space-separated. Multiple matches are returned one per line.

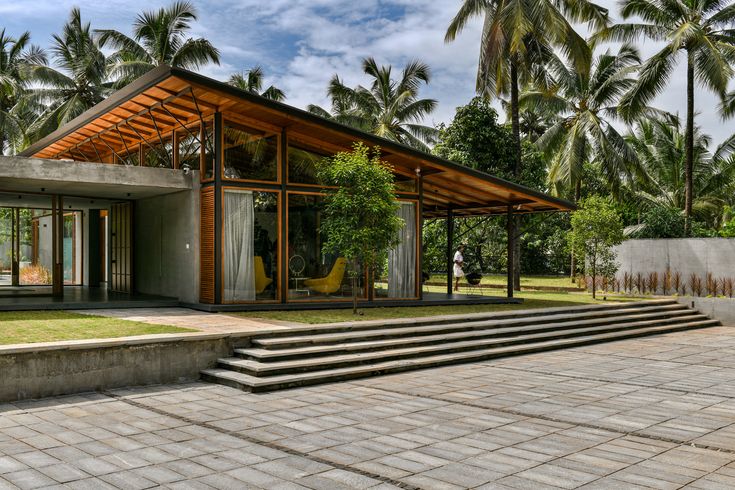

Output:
xmin=597 ymin=0 xmax=735 ymax=234
xmin=0 ymin=30 xmax=45 ymax=155
xmin=25 ymin=8 xmax=109 ymax=138
xmin=228 ymin=66 xmax=285 ymax=101
xmin=629 ymin=206 xmax=686 ymax=238
xmin=308 ymin=58 xmax=439 ymax=150
xmin=316 ymin=143 xmax=403 ymax=314
xmin=523 ymin=44 xmax=643 ymax=200
xmin=96 ymin=1 xmax=220 ymax=86
xmin=569 ymin=196 xmax=624 ymax=299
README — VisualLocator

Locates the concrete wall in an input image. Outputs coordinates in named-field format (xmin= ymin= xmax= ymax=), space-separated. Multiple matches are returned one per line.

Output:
xmin=676 ymin=296 xmax=735 ymax=325
xmin=614 ymin=238 xmax=735 ymax=286
xmin=0 ymin=333 xmax=247 ymax=402
xmin=134 ymin=178 xmax=200 ymax=303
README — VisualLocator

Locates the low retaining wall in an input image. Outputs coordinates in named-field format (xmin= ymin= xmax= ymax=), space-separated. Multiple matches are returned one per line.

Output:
xmin=0 ymin=332 xmax=253 ymax=402
xmin=676 ymin=297 xmax=735 ymax=325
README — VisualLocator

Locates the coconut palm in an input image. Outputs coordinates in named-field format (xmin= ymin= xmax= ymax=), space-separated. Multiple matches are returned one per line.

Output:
xmin=95 ymin=1 xmax=220 ymax=86
xmin=596 ymin=0 xmax=735 ymax=234
xmin=228 ymin=66 xmax=285 ymax=101
xmin=0 ymin=30 xmax=45 ymax=154
xmin=25 ymin=8 xmax=109 ymax=138
xmin=626 ymin=114 xmax=735 ymax=229
xmin=445 ymin=0 xmax=608 ymax=179
xmin=522 ymin=44 xmax=643 ymax=200
xmin=307 ymin=58 xmax=439 ymax=151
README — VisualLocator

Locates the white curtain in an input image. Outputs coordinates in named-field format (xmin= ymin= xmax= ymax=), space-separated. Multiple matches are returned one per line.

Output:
xmin=388 ymin=202 xmax=417 ymax=298
xmin=224 ymin=190 xmax=255 ymax=302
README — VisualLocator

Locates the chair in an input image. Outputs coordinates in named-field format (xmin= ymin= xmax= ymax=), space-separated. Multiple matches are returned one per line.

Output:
xmin=254 ymin=256 xmax=273 ymax=294
xmin=304 ymin=258 xmax=347 ymax=294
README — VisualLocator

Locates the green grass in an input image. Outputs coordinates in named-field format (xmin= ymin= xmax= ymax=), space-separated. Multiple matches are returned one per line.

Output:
xmin=0 ymin=311 xmax=194 ymax=345
xmin=428 ymin=274 xmax=580 ymax=289
xmin=232 ymin=291 xmax=648 ymax=324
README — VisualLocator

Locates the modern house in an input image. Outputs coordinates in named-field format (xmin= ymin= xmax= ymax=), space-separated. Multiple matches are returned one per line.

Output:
xmin=0 ymin=66 xmax=573 ymax=310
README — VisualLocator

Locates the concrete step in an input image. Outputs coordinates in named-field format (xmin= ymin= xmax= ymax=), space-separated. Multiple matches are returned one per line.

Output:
xmin=201 ymin=318 xmax=721 ymax=392
xmin=252 ymin=303 xmax=689 ymax=349
xmin=249 ymin=299 xmax=679 ymax=339
xmin=236 ymin=308 xmax=696 ymax=361
xmin=222 ymin=314 xmax=712 ymax=376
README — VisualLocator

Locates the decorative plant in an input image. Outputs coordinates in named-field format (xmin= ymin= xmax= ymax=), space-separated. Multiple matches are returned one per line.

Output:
xmin=19 ymin=265 xmax=52 ymax=285
xmin=613 ymin=277 xmax=621 ymax=293
xmin=706 ymin=272 xmax=718 ymax=296
xmin=689 ymin=273 xmax=703 ymax=297
xmin=635 ymin=272 xmax=645 ymax=294
xmin=623 ymin=271 xmax=632 ymax=293
xmin=647 ymin=271 xmax=659 ymax=295
xmin=724 ymin=278 xmax=734 ymax=298
xmin=672 ymin=270 xmax=683 ymax=295
xmin=662 ymin=269 xmax=672 ymax=295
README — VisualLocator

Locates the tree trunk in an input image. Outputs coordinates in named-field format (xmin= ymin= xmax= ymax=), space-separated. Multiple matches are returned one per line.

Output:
xmin=684 ymin=50 xmax=694 ymax=236
xmin=570 ymin=180 xmax=581 ymax=282
xmin=510 ymin=56 xmax=522 ymax=291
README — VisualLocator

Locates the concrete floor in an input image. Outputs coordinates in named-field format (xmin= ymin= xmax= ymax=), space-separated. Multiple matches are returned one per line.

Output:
xmin=2 ymin=325 xmax=735 ymax=489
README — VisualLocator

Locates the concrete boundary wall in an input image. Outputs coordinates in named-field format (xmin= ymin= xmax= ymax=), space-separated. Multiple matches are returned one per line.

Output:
xmin=0 ymin=332 xmax=253 ymax=402
xmin=614 ymin=238 xmax=735 ymax=287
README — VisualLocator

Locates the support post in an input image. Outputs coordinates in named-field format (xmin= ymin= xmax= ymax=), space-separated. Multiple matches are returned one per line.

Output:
xmin=280 ymin=128 xmax=288 ymax=304
xmin=11 ymin=208 xmax=18 ymax=287
xmin=417 ymin=172 xmax=424 ymax=300
xmin=52 ymin=195 xmax=64 ymax=298
xmin=213 ymin=113 xmax=223 ymax=304
xmin=446 ymin=207 xmax=454 ymax=296
xmin=507 ymin=205 xmax=514 ymax=299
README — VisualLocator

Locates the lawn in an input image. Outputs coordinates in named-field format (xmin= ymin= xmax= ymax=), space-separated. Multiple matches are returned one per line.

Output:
xmin=234 ymin=291 xmax=647 ymax=324
xmin=0 ymin=311 xmax=193 ymax=345
xmin=428 ymin=274 xmax=580 ymax=289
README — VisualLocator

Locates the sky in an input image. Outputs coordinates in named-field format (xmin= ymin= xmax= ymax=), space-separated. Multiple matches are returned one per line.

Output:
xmin=0 ymin=0 xmax=729 ymax=144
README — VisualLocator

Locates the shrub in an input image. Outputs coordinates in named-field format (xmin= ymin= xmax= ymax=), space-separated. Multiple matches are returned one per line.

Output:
xmin=19 ymin=264 xmax=51 ymax=285
xmin=647 ymin=271 xmax=659 ymax=295
xmin=689 ymin=274 xmax=703 ymax=296
xmin=662 ymin=269 xmax=672 ymax=295
xmin=672 ymin=271 xmax=683 ymax=295
xmin=706 ymin=272 xmax=718 ymax=296
xmin=631 ymin=206 xmax=685 ymax=239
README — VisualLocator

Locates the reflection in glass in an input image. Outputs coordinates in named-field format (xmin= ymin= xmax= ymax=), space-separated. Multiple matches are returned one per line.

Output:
xmin=143 ymin=137 xmax=173 ymax=168
xmin=287 ymin=194 xmax=363 ymax=300
xmin=224 ymin=124 xmax=278 ymax=181
xmin=288 ymin=144 xmax=326 ymax=184
xmin=223 ymin=190 xmax=278 ymax=302
xmin=177 ymin=126 xmax=201 ymax=171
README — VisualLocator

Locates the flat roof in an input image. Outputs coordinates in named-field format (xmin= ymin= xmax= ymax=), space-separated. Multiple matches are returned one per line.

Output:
xmin=20 ymin=65 xmax=574 ymax=217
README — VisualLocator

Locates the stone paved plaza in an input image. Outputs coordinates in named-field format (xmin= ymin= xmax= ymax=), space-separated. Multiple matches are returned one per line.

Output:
xmin=3 ymin=325 xmax=735 ymax=489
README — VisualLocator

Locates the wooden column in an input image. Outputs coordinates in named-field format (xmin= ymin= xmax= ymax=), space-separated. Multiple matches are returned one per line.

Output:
xmin=417 ymin=172 xmax=424 ymax=300
xmin=446 ymin=207 xmax=454 ymax=296
xmin=52 ymin=195 xmax=64 ymax=298
xmin=213 ymin=113 xmax=223 ymax=304
xmin=506 ymin=205 xmax=514 ymax=299
xmin=280 ymin=128 xmax=288 ymax=304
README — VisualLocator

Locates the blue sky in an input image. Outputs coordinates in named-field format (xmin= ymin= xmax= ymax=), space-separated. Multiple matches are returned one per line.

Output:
xmin=0 ymin=0 xmax=729 ymax=143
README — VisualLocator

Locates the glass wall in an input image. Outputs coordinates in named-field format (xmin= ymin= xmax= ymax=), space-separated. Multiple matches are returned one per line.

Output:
xmin=222 ymin=189 xmax=279 ymax=302
xmin=177 ymin=125 xmax=201 ymax=171
xmin=287 ymin=194 xmax=363 ymax=300
xmin=223 ymin=123 xmax=278 ymax=181
xmin=143 ymin=137 xmax=174 ymax=168
xmin=288 ymin=143 xmax=326 ymax=184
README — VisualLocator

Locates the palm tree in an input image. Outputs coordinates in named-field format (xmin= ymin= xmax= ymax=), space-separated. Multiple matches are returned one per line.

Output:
xmin=626 ymin=114 xmax=735 ymax=229
xmin=0 ymin=30 xmax=45 ymax=154
xmin=597 ymin=0 xmax=735 ymax=234
xmin=25 ymin=8 xmax=109 ymax=138
xmin=445 ymin=0 xmax=608 ymax=290
xmin=307 ymin=58 xmax=439 ymax=151
xmin=228 ymin=66 xmax=285 ymax=101
xmin=522 ymin=45 xmax=643 ymax=200
xmin=445 ymin=0 xmax=608 ymax=180
xmin=95 ymin=1 xmax=220 ymax=86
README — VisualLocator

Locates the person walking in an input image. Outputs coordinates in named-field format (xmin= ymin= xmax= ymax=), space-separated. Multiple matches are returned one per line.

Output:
xmin=453 ymin=244 xmax=465 ymax=292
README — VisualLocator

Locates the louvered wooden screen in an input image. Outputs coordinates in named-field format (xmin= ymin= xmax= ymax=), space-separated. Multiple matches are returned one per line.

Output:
xmin=200 ymin=187 xmax=215 ymax=303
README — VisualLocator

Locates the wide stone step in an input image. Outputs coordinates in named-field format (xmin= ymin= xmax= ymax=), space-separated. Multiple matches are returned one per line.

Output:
xmin=222 ymin=314 xmax=711 ymax=376
xmin=201 ymin=318 xmax=721 ymax=392
xmin=252 ymin=303 xmax=689 ymax=349
xmin=237 ymin=308 xmax=696 ymax=361
xmin=249 ymin=299 xmax=678 ymax=340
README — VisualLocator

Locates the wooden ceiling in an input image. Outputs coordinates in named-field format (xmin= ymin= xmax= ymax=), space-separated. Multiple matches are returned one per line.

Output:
xmin=21 ymin=65 xmax=574 ymax=217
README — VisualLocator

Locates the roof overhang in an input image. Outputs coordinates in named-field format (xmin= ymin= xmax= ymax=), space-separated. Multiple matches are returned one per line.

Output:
xmin=0 ymin=155 xmax=193 ymax=200
xmin=19 ymin=65 xmax=574 ymax=217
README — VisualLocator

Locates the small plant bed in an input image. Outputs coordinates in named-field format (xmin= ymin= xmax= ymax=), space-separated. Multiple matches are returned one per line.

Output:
xmin=235 ymin=291 xmax=645 ymax=324
xmin=0 ymin=311 xmax=193 ymax=346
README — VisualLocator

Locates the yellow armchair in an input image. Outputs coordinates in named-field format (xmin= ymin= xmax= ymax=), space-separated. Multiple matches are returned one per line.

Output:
xmin=254 ymin=256 xmax=273 ymax=294
xmin=304 ymin=258 xmax=347 ymax=294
